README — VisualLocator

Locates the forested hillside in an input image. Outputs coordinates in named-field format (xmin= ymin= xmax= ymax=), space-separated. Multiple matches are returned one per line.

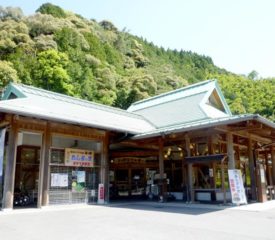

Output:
xmin=0 ymin=3 xmax=274 ymax=120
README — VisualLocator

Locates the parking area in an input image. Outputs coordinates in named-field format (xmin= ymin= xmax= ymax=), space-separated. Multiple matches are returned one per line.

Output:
xmin=1 ymin=201 xmax=275 ymax=240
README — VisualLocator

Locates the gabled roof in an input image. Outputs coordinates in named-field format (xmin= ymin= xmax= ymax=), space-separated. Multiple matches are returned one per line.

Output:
xmin=127 ymin=79 xmax=232 ymax=128
xmin=0 ymin=83 xmax=155 ymax=134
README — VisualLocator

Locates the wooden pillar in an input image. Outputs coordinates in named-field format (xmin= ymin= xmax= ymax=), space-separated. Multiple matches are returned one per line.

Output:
xmin=248 ymin=138 xmax=257 ymax=201
xmin=37 ymin=131 xmax=45 ymax=208
xmin=42 ymin=123 xmax=51 ymax=206
xmin=208 ymin=136 xmax=215 ymax=188
xmin=221 ymin=159 xmax=226 ymax=204
xmin=272 ymin=147 xmax=275 ymax=186
xmin=158 ymin=137 xmax=166 ymax=201
xmin=128 ymin=168 xmax=132 ymax=197
xmin=227 ymin=132 xmax=235 ymax=169
xmin=101 ymin=132 xmax=109 ymax=203
xmin=185 ymin=135 xmax=194 ymax=202
xmin=2 ymin=118 xmax=18 ymax=209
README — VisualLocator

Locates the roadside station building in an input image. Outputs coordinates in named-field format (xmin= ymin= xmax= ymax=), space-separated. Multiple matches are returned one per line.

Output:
xmin=0 ymin=80 xmax=274 ymax=210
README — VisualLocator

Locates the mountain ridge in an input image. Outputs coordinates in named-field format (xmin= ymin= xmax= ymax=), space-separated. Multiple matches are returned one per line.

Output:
xmin=0 ymin=3 xmax=274 ymax=121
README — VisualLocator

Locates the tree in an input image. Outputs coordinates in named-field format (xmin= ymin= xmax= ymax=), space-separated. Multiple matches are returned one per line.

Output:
xmin=36 ymin=3 xmax=66 ymax=18
xmin=33 ymin=49 xmax=73 ymax=94
xmin=248 ymin=70 xmax=259 ymax=80
xmin=0 ymin=60 xmax=19 ymax=89
xmin=0 ymin=6 xmax=23 ymax=21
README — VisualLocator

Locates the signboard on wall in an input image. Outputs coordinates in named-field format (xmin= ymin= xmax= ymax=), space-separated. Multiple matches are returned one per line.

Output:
xmin=64 ymin=148 xmax=94 ymax=167
xmin=228 ymin=169 xmax=247 ymax=205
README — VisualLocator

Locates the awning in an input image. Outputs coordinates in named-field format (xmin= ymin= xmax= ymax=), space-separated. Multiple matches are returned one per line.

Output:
xmin=185 ymin=154 xmax=226 ymax=164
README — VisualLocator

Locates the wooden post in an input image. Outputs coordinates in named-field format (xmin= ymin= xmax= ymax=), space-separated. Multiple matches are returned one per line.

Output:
xmin=42 ymin=123 xmax=51 ymax=206
xmin=158 ymin=137 xmax=165 ymax=201
xmin=221 ymin=159 xmax=226 ymax=204
xmin=37 ymin=132 xmax=44 ymax=208
xmin=227 ymin=132 xmax=235 ymax=169
xmin=208 ymin=136 xmax=215 ymax=188
xmin=101 ymin=132 xmax=109 ymax=203
xmin=248 ymin=138 xmax=257 ymax=201
xmin=3 ymin=117 xmax=18 ymax=209
xmin=185 ymin=135 xmax=194 ymax=202
xmin=271 ymin=147 xmax=275 ymax=186
xmin=128 ymin=168 xmax=132 ymax=197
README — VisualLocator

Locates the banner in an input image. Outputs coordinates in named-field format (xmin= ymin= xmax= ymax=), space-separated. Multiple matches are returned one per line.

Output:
xmin=0 ymin=128 xmax=6 ymax=201
xmin=97 ymin=183 xmax=105 ymax=204
xmin=64 ymin=148 xmax=94 ymax=167
xmin=228 ymin=169 xmax=247 ymax=205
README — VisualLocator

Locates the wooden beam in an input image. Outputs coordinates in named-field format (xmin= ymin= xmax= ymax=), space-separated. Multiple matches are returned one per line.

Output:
xmin=110 ymin=150 xmax=158 ymax=158
xmin=2 ymin=117 xmax=18 ymax=209
xmin=216 ymin=127 xmax=272 ymax=144
xmin=115 ymin=140 xmax=159 ymax=150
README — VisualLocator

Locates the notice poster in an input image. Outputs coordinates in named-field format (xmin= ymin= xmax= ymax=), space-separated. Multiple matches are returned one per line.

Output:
xmin=51 ymin=173 xmax=68 ymax=187
xmin=228 ymin=169 xmax=247 ymax=205
xmin=72 ymin=171 xmax=85 ymax=192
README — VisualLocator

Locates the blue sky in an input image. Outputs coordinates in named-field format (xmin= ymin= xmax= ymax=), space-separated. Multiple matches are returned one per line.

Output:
xmin=1 ymin=0 xmax=275 ymax=78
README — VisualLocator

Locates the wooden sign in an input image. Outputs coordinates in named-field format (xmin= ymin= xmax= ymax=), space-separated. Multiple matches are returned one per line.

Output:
xmin=65 ymin=148 xmax=94 ymax=167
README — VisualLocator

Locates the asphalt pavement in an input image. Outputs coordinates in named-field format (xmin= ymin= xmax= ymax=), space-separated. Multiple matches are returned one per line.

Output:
xmin=1 ymin=201 xmax=275 ymax=240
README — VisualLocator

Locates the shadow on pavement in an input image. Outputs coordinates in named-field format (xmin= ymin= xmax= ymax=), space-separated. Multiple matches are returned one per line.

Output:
xmin=107 ymin=200 xmax=228 ymax=215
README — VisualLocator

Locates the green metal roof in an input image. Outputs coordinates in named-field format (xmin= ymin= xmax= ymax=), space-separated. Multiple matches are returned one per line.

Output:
xmin=128 ymin=79 xmax=232 ymax=128
xmin=0 ymin=83 xmax=155 ymax=134
xmin=132 ymin=114 xmax=275 ymax=139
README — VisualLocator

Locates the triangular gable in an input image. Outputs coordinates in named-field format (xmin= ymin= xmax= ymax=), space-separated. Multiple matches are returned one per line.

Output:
xmin=128 ymin=79 xmax=232 ymax=128
xmin=1 ymin=83 xmax=26 ymax=100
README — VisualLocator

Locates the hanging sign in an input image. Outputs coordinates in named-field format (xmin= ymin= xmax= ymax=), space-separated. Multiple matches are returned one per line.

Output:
xmin=228 ymin=169 xmax=247 ymax=205
xmin=64 ymin=148 xmax=94 ymax=167
xmin=0 ymin=128 xmax=6 ymax=193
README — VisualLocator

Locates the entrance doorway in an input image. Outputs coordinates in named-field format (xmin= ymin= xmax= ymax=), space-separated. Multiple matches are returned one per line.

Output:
xmin=14 ymin=132 xmax=42 ymax=208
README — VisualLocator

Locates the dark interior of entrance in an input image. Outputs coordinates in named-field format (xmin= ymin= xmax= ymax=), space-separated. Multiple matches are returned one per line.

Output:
xmin=13 ymin=132 xmax=42 ymax=208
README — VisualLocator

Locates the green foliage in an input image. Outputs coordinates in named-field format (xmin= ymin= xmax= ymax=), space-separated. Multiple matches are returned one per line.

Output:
xmin=0 ymin=3 xmax=274 ymax=121
xmin=36 ymin=3 xmax=66 ymax=18
xmin=0 ymin=60 xmax=19 ymax=89
xmin=33 ymin=49 xmax=73 ymax=94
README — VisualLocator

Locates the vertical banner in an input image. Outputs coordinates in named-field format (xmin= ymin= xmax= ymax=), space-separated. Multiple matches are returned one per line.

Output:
xmin=228 ymin=169 xmax=247 ymax=205
xmin=97 ymin=183 xmax=105 ymax=204
xmin=0 ymin=128 xmax=6 ymax=204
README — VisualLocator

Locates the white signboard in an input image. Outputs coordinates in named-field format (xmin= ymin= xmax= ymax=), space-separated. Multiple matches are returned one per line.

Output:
xmin=65 ymin=148 xmax=94 ymax=167
xmin=51 ymin=173 xmax=68 ymax=187
xmin=228 ymin=169 xmax=247 ymax=205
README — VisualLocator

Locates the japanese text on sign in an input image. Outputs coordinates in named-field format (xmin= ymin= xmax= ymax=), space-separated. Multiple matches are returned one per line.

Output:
xmin=65 ymin=148 xmax=94 ymax=167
